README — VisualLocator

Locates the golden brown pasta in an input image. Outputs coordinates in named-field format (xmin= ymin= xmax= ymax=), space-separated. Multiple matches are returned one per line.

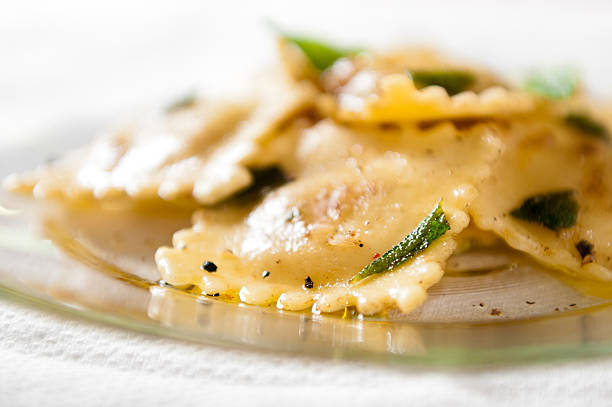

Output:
xmin=4 ymin=36 xmax=611 ymax=316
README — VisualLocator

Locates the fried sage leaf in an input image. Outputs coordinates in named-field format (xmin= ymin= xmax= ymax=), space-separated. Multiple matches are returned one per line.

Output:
xmin=510 ymin=190 xmax=579 ymax=231
xmin=350 ymin=200 xmax=450 ymax=283
xmin=165 ymin=92 xmax=197 ymax=112
xmin=410 ymin=70 xmax=476 ymax=95
xmin=523 ymin=68 xmax=578 ymax=100
xmin=283 ymin=35 xmax=359 ymax=71
xmin=564 ymin=112 xmax=610 ymax=141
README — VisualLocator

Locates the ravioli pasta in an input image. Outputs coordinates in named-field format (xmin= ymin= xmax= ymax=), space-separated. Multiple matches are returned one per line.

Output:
xmin=4 ymin=35 xmax=612 ymax=316
xmin=156 ymin=120 xmax=503 ymax=314
xmin=5 ymin=71 xmax=316 ymax=205
xmin=319 ymin=71 xmax=535 ymax=123
xmin=470 ymin=119 xmax=612 ymax=281
xmin=279 ymin=39 xmax=536 ymax=122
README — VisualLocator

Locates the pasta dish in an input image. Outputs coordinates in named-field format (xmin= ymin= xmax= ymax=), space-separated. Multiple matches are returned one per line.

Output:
xmin=4 ymin=34 xmax=611 ymax=316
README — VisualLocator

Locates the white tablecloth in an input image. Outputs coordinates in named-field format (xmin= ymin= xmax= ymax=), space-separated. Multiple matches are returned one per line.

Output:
xmin=3 ymin=297 xmax=612 ymax=407
xmin=3 ymin=1 xmax=612 ymax=405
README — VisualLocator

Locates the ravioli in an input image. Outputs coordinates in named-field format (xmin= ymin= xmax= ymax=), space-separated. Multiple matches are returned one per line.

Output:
xmin=279 ymin=40 xmax=535 ymax=122
xmin=470 ymin=118 xmax=612 ymax=281
xmin=155 ymin=120 xmax=504 ymax=314
xmin=4 ymin=71 xmax=317 ymax=205
xmin=5 ymin=35 xmax=612 ymax=318
xmin=323 ymin=72 xmax=535 ymax=123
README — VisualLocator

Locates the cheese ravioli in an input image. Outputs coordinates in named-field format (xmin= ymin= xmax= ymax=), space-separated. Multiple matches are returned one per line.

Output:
xmin=279 ymin=39 xmax=535 ymax=123
xmin=5 ymin=35 xmax=612 ymax=317
xmin=5 ymin=72 xmax=316 ymax=205
xmin=156 ymin=120 xmax=504 ymax=314
xmin=470 ymin=118 xmax=612 ymax=281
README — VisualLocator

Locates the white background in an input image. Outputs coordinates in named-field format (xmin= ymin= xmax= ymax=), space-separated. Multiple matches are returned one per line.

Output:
xmin=2 ymin=1 xmax=612 ymax=405
xmin=2 ymin=0 xmax=612 ymax=148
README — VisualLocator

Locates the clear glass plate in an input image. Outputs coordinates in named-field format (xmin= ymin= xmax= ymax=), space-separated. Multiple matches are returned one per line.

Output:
xmin=3 ymin=122 xmax=612 ymax=366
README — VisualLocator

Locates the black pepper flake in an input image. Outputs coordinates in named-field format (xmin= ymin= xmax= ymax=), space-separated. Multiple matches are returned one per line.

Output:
xmin=304 ymin=276 xmax=314 ymax=289
xmin=490 ymin=308 xmax=502 ymax=316
xmin=286 ymin=207 xmax=301 ymax=222
xmin=526 ymin=301 xmax=535 ymax=305
xmin=201 ymin=261 xmax=218 ymax=272
xmin=379 ymin=122 xmax=400 ymax=131
xmin=569 ymin=303 xmax=576 ymax=307
xmin=358 ymin=243 xmax=364 ymax=247
xmin=554 ymin=307 xmax=560 ymax=312
xmin=206 ymin=292 xmax=220 ymax=297
xmin=576 ymin=239 xmax=595 ymax=263
xmin=262 ymin=270 xmax=270 ymax=278
xmin=479 ymin=302 xmax=484 ymax=307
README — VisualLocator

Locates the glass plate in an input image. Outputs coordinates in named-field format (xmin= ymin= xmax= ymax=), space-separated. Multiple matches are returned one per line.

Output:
xmin=2 ymin=122 xmax=612 ymax=367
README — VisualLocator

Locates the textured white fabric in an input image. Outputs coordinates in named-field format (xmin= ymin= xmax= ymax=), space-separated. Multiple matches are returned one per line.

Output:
xmin=2 ymin=297 xmax=612 ymax=406
xmin=3 ymin=1 xmax=612 ymax=405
